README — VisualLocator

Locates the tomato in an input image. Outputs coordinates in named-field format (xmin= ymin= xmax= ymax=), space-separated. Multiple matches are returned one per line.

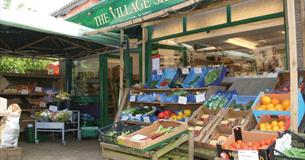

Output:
xmin=236 ymin=140 xmax=243 ymax=144
xmin=271 ymin=137 xmax=277 ymax=143
xmin=247 ymin=142 xmax=253 ymax=147
xmin=241 ymin=143 xmax=248 ymax=150
xmin=260 ymin=140 xmax=268 ymax=147
xmin=265 ymin=139 xmax=272 ymax=146
xmin=235 ymin=143 xmax=241 ymax=150
xmin=223 ymin=144 xmax=229 ymax=149
xmin=252 ymin=145 xmax=258 ymax=150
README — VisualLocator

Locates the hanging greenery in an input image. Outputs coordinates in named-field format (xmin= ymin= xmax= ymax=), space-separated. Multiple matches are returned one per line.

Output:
xmin=0 ymin=56 xmax=55 ymax=73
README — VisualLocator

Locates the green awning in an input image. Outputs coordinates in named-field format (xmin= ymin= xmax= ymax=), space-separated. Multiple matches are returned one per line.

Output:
xmin=0 ymin=10 xmax=121 ymax=59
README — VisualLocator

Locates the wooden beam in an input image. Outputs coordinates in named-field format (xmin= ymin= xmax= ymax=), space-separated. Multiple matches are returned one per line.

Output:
xmin=142 ymin=27 xmax=147 ymax=83
xmin=286 ymin=0 xmax=299 ymax=132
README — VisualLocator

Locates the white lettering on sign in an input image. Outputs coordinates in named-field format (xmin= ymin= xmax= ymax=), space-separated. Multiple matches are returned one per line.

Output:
xmin=157 ymin=69 xmax=163 ymax=75
xmin=238 ymin=150 xmax=259 ymax=160
xmin=182 ymin=68 xmax=189 ymax=75
xmin=94 ymin=13 xmax=110 ymax=27
xmin=195 ymin=93 xmax=205 ymax=103
xmin=194 ymin=67 xmax=202 ymax=74
xmin=129 ymin=95 xmax=136 ymax=102
xmin=178 ymin=96 xmax=187 ymax=105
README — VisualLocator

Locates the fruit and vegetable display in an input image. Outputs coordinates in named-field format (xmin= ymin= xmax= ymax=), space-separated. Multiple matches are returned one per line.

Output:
xmin=156 ymin=68 xmax=177 ymax=89
xmin=203 ymin=90 xmax=237 ymax=110
xmin=182 ymin=67 xmax=206 ymax=88
xmin=283 ymin=147 xmax=305 ymax=158
xmin=130 ymin=125 xmax=175 ymax=141
xmin=228 ymin=99 xmax=254 ymax=111
xmin=204 ymin=66 xmax=225 ymax=86
xmin=219 ymin=118 xmax=244 ymax=129
xmin=208 ymin=135 xmax=229 ymax=146
xmin=145 ymin=70 xmax=163 ymax=88
xmin=35 ymin=110 xmax=71 ymax=122
xmin=98 ymin=122 xmax=141 ymax=145
xmin=256 ymin=95 xmax=291 ymax=111
xmin=158 ymin=109 xmax=192 ymax=121
xmin=55 ymin=91 xmax=70 ymax=101
xmin=222 ymin=138 xmax=276 ymax=150
xmin=257 ymin=115 xmax=289 ymax=132
xmin=195 ymin=114 xmax=215 ymax=126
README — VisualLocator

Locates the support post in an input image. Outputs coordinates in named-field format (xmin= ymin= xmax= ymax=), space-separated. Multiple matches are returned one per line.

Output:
xmin=145 ymin=26 xmax=153 ymax=82
xmin=286 ymin=0 xmax=298 ymax=132
xmin=118 ymin=29 xmax=125 ymax=108
xmin=64 ymin=59 xmax=72 ymax=93
xmin=99 ymin=54 xmax=109 ymax=127
xmin=142 ymin=27 xmax=147 ymax=83
xmin=138 ymin=44 xmax=143 ymax=82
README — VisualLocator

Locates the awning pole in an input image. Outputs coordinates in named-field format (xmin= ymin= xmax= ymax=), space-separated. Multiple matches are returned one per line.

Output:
xmin=118 ymin=29 xmax=125 ymax=108
xmin=286 ymin=0 xmax=298 ymax=132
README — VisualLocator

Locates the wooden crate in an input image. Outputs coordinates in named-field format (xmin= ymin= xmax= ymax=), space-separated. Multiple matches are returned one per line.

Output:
xmin=188 ymin=107 xmax=224 ymax=146
xmin=0 ymin=147 xmax=22 ymax=160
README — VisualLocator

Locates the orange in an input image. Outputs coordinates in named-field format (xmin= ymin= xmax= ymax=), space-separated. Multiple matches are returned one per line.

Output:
xmin=262 ymin=96 xmax=272 ymax=105
xmin=275 ymin=104 xmax=284 ymax=111
xmin=266 ymin=125 xmax=272 ymax=130
xmin=282 ymin=100 xmax=291 ymax=108
xmin=257 ymin=105 xmax=267 ymax=110
xmin=279 ymin=126 xmax=285 ymax=131
xmin=267 ymin=104 xmax=275 ymax=110
xmin=285 ymin=105 xmax=290 ymax=111
xmin=271 ymin=98 xmax=280 ymax=105
xmin=271 ymin=120 xmax=278 ymax=127
xmin=278 ymin=121 xmax=285 ymax=127
xmin=272 ymin=125 xmax=280 ymax=131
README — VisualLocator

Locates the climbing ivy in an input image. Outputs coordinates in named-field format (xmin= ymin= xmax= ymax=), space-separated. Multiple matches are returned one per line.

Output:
xmin=0 ymin=56 xmax=54 ymax=73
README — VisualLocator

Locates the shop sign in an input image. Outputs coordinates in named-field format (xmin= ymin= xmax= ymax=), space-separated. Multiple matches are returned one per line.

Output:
xmin=68 ymin=0 xmax=185 ymax=29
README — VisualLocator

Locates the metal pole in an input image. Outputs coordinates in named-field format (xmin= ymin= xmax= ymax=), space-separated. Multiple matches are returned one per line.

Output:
xmin=118 ymin=29 xmax=125 ymax=108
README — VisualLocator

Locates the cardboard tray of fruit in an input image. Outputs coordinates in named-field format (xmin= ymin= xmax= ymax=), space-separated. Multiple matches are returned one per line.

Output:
xmin=117 ymin=120 xmax=188 ymax=152
xmin=188 ymin=107 xmax=225 ymax=145
xmin=216 ymin=127 xmax=278 ymax=160
xmin=252 ymin=91 xmax=305 ymax=126
xmin=256 ymin=115 xmax=290 ymax=132
xmin=201 ymin=126 xmax=233 ymax=150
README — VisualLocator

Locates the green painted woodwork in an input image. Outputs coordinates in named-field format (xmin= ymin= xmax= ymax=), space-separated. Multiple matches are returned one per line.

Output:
xmin=145 ymin=26 xmax=153 ymax=82
xmin=182 ymin=16 xmax=187 ymax=33
xmin=64 ymin=59 xmax=72 ymax=93
xmin=226 ymin=4 xmax=231 ymax=23
xmin=138 ymin=44 xmax=143 ymax=82
xmin=71 ymin=96 xmax=99 ymax=105
xmin=283 ymin=0 xmax=289 ymax=70
xmin=150 ymin=12 xmax=284 ymax=42
xmin=99 ymin=54 xmax=110 ymax=127
xmin=67 ymin=0 xmax=185 ymax=29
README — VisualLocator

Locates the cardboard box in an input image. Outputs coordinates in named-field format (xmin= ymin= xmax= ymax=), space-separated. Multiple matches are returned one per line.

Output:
xmin=201 ymin=126 xmax=232 ymax=150
xmin=117 ymin=120 xmax=187 ymax=151
xmin=217 ymin=109 xmax=255 ymax=133
xmin=252 ymin=91 xmax=305 ymax=126
xmin=216 ymin=127 xmax=278 ymax=160
xmin=188 ymin=107 xmax=224 ymax=145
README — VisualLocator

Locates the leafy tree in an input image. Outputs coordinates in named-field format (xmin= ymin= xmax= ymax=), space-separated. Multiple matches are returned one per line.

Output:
xmin=3 ymin=0 xmax=11 ymax=9
xmin=0 ymin=56 xmax=55 ymax=73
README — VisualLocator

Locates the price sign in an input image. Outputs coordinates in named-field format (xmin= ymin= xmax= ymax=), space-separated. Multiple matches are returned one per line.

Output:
xmin=121 ymin=116 xmax=129 ymax=121
xmin=194 ymin=67 xmax=202 ymax=74
xmin=136 ymin=114 xmax=142 ymax=120
xmin=49 ymin=105 xmax=58 ymax=112
xmin=157 ymin=69 xmax=163 ymax=75
xmin=34 ymin=87 xmax=42 ymax=92
xmin=129 ymin=95 xmax=136 ymax=102
xmin=20 ymin=89 xmax=29 ymax=95
xmin=238 ymin=150 xmax=259 ymax=160
xmin=46 ymin=90 xmax=53 ymax=95
xmin=182 ymin=68 xmax=189 ymax=75
xmin=195 ymin=93 xmax=206 ymax=103
xmin=143 ymin=116 xmax=151 ymax=123
xmin=178 ymin=96 xmax=187 ymax=105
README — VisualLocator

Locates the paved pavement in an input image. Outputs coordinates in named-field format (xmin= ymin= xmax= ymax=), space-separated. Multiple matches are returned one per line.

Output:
xmin=20 ymin=137 xmax=102 ymax=160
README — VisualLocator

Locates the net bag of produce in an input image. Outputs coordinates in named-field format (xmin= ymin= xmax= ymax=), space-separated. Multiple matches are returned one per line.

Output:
xmin=0 ymin=104 xmax=21 ymax=148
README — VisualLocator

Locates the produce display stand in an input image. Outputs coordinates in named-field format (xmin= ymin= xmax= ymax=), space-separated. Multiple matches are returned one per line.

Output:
xmin=100 ymin=132 xmax=193 ymax=160
xmin=0 ymin=147 xmax=23 ymax=160
xmin=34 ymin=110 xmax=80 ymax=145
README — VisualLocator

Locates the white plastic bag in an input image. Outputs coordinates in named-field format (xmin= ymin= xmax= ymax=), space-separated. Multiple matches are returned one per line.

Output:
xmin=0 ymin=104 xmax=21 ymax=148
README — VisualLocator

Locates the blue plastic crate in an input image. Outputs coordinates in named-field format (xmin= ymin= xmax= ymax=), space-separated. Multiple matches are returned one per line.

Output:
xmin=145 ymin=69 xmax=163 ymax=88
xmin=204 ymin=66 xmax=227 ymax=86
xmin=251 ymin=91 xmax=305 ymax=126
xmin=156 ymin=68 xmax=178 ymax=88
xmin=182 ymin=67 xmax=207 ymax=88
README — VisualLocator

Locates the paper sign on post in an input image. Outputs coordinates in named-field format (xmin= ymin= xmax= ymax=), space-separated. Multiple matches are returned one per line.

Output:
xmin=178 ymin=96 xmax=187 ymax=105
xmin=238 ymin=150 xmax=259 ymax=160
xmin=143 ymin=116 xmax=151 ymax=123
xmin=129 ymin=95 xmax=136 ymax=102
xmin=0 ymin=97 xmax=7 ymax=115
xmin=182 ymin=68 xmax=189 ymax=75
xmin=34 ymin=87 xmax=42 ymax=92
xmin=49 ymin=105 xmax=58 ymax=112
xmin=194 ymin=67 xmax=202 ymax=74
xmin=20 ymin=89 xmax=29 ymax=95
xmin=157 ymin=69 xmax=163 ymax=75
xmin=121 ymin=116 xmax=129 ymax=121
xmin=195 ymin=93 xmax=206 ymax=103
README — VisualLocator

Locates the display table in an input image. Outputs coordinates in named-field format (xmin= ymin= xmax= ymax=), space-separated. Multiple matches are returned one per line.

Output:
xmin=100 ymin=133 xmax=193 ymax=160
xmin=34 ymin=110 xmax=80 ymax=145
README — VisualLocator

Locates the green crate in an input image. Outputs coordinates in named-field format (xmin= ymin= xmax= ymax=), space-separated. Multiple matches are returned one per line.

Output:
xmin=81 ymin=126 xmax=98 ymax=138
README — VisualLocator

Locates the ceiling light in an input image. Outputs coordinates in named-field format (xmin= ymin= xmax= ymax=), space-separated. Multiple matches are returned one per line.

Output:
xmin=281 ymin=31 xmax=285 ymax=34
xmin=225 ymin=38 xmax=257 ymax=50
